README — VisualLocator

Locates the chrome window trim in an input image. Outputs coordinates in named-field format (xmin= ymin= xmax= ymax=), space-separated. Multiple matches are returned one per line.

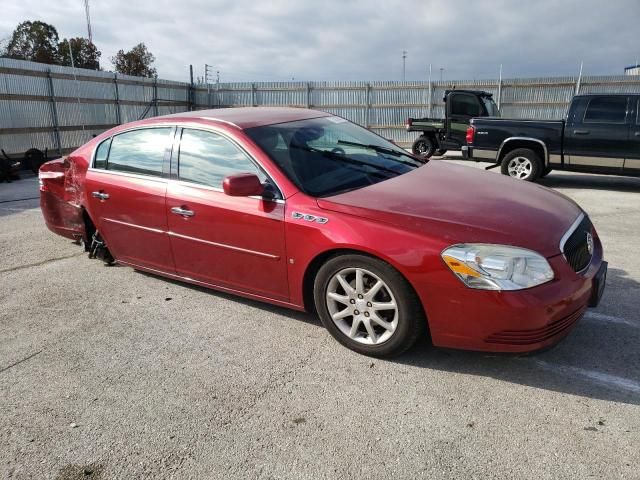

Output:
xmin=497 ymin=137 xmax=549 ymax=167
xmin=87 ymin=167 xmax=168 ymax=184
xmin=559 ymin=212 xmax=585 ymax=253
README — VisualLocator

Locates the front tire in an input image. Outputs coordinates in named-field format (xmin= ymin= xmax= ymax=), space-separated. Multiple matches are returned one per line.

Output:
xmin=412 ymin=135 xmax=435 ymax=158
xmin=313 ymin=254 xmax=425 ymax=357
xmin=500 ymin=148 xmax=542 ymax=181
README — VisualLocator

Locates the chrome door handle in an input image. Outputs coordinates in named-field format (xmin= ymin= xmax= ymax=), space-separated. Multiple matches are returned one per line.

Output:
xmin=91 ymin=191 xmax=110 ymax=200
xmin=573 ymin=129 xmax=590 ymax=135
xmin=171 ymin=206 xmax=195 ymax=217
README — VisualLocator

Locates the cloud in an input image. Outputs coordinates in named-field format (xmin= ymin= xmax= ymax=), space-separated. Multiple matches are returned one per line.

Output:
xmin=1 ymin=0 xmax=638 ymax=83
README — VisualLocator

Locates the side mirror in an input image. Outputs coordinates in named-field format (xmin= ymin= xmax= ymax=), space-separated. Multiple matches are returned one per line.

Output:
xmin=223 ymin=173 xmax=264 ymax=197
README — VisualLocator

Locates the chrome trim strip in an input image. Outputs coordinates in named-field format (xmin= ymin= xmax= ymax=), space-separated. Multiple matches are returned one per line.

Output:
xmin=496 ymin=137 xmax=549 ymax=167
xmin=472 ymin=148 xmax=497 ymax=160
xmin=549 ymin=153 xmax=562 ymax=164
xmin=167 ymin=231 xmax=280 ymax=260
xmin=103 ymin=218 xmax=165 ymax=234
xmin=559 ymin=213 xmax=585 ymax=253
xmin=624 ymin=158 xmax=640 ymax=169
xmin=568 ymin=155 xmax=624 ymax=168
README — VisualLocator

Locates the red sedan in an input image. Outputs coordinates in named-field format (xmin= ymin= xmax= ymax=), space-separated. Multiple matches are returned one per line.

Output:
xmin=39 ymin=108 xmax=607 ymax=357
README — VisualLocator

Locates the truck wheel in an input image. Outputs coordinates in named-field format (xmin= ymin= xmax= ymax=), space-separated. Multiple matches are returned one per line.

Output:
xmin=412 ymin=136 xmax=435 ymax=158
xmin=500 ymin=148 xmax=542 ymax=181
xmin=24 ymin=148 xmax=45 ymax=174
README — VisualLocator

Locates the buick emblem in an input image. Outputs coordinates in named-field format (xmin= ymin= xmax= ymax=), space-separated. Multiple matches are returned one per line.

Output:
xmin=586 ymin=232 xmax=594 ymax=255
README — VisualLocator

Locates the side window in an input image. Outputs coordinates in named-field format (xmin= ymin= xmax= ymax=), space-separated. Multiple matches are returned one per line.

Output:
xmin=583 ymin=97 xmax=627 ymax=124
xmin=93 ymin=138 xmax=111 ymax=169
xmin=178 ymin=129 xmax=266 ymax=188
xmin=106 ymin=128 xmax=171 ymax=176
xmin=450 ymin=94 xmax=481 ymax=117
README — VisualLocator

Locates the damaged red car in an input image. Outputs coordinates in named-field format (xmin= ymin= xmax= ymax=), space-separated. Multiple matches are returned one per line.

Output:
xmin=40 ymin=108 xmax=607 ymax=357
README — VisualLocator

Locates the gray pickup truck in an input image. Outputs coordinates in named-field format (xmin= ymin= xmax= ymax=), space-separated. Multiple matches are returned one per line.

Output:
xmin=463 ymin=93 xmax=640 ymax=181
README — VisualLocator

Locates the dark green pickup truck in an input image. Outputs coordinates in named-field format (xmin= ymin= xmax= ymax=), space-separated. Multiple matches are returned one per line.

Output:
xmin=405 ymin=90 xmax=499 ymax=157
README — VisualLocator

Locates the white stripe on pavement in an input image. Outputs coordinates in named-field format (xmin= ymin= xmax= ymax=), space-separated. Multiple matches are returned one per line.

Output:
xmin=534 ymin=360 xmax=640 ymax=395
xmin=584 ymin=311 xmax=637 ymax=328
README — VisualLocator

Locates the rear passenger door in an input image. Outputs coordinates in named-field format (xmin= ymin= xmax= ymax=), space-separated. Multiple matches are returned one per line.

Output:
xmin=85 ymin=127 xmax=176 ymax=272
xmin=565 ymin=96 xmax=629 ymax=169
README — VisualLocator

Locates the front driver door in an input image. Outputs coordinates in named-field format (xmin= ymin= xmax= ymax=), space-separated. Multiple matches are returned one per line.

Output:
xmin=166 ymin=127 xmax=288 ymax=301
xmin=85 ymin=127 xmax=176 ymax=272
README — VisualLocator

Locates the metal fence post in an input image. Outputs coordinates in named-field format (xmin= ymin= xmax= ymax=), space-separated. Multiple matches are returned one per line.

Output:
xmin=497 ymin=64 xmax=503 ymax=110
xmin=306 ymin=82 xmax=311 ymax=108
xmin=46 ymin=69 xmax=62 ymax=155
xmin=251 ymin=83 xmax=257 ymax=106
xmin=153 ymin=76 xmax=159 ymax=117
xmin=427 ymin=80 xmax=432 ymax=117
xmin=365 ymin=83 xmax=371 ymax=128
xmin=113 ymin=73 xmax=122 ymax=124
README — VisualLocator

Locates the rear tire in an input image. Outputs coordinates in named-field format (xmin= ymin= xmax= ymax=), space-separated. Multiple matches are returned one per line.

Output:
xmin=313 ymin=254 xmax=426 ymax=357
xmin=500 ymin=148 xmax=542 ymax=181
xmin=412 ymin=135 xmax=435 ymax=158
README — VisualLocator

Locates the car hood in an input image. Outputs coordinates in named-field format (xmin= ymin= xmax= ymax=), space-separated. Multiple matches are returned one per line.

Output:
xmin=316 ymin=161 xmax=582 ymax=257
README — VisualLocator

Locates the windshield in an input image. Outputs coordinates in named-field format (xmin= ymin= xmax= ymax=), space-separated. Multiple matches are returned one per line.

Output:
xmin=245 ymin=116 xmax=424 ymax=197
xmin=482 ymin=97 xmax=500 ymax=117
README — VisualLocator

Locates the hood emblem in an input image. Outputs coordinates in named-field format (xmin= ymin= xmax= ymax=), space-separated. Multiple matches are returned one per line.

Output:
xmin=586 ymin=232 xmax=594 ymax=255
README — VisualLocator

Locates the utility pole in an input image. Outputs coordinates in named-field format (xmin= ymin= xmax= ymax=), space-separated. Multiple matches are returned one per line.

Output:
xmin=402 ymin=50 xmax=407 ymax=82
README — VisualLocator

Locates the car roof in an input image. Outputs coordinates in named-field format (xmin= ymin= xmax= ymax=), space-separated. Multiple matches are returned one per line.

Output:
xmin=158 ymin=107 xmax=332 ymax=129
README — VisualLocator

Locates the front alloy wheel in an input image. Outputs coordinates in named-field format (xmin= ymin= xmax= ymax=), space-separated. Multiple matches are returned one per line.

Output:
xmin=326 ymin=267 xmax=398 ymax=345
xmin=314 ymin=254 xmax=425 ymax=357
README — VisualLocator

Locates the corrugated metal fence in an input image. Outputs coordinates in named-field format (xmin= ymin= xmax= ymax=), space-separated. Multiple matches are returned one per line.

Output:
xmin=2 ymin=57 xmax=640 ymax=156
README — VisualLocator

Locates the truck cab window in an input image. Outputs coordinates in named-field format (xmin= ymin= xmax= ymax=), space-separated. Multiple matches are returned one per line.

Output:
xmin=583 ymin=97 xmax=627 ymax=123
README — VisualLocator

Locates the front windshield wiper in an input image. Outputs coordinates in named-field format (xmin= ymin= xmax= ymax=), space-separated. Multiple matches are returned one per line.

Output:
xmin=336 ymin=139 xmax=425 ymax=165
xmin=290 ymin=143 xmax=402 ymax=177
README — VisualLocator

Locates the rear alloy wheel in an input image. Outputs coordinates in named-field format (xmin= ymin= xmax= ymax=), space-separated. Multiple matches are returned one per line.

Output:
xmin=500 ymin=148 xmax=542 ymax=182
xmin=412 ymin=135 xmax=435 ymax=158
xmin=314 ymin=254 xmax=425 ymax=357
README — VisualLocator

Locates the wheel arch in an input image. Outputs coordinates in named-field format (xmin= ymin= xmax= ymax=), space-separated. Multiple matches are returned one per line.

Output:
xmin=496 ymin=137 xmax=548 ymax=166
xmin=301 ymin=247 xmax=429 ymax=336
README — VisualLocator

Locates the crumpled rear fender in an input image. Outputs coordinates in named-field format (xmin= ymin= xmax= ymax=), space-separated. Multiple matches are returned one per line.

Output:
xmin=39 ymin=157 xmax=85 ymax=241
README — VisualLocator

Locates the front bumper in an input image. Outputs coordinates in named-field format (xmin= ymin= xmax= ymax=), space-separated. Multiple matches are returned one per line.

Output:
xmin=419 ymin=242 xmax=605 ymax=353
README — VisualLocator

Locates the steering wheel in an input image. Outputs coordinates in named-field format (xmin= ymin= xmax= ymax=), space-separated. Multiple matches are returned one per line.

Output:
xmin=330 ymin=147 xmax=346 ymax=156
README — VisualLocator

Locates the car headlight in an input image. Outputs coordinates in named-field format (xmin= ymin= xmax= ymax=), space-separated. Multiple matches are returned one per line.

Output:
xmin=441 ymin=244 xmax=554 ymax=291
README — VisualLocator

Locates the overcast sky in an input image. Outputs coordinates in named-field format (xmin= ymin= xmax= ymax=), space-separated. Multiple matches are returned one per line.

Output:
xmin=2 ymin=0 xmax=639 ymax=83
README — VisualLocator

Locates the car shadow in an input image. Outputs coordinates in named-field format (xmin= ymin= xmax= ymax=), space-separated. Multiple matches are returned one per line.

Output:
xmin=136 ymin=266 xmax=640 ymax=406
xmin=539 ymin=173 xmax=640 ymax=192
